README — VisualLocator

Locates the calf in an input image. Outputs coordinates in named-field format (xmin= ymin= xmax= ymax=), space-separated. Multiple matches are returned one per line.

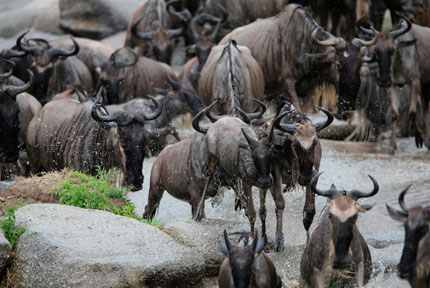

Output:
xmin=300 ymin=173 xmax=378 ymax=287
xmin=387 ymin=185 xmax=430 ymax=288
xmin=218 ymin=230 xmax=282 ymax=288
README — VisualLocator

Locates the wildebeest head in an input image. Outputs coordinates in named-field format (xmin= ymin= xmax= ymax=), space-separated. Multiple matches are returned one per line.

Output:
xmin=386 ymin=185 xmax=430 ymax=281
xmin=0 ymin=69 xmax=33 ymax=163
xmin=131 ymin=0 xmax=189 ymax=64
xmin=15 ymin=31 xmax=79 ymax=104
xmin=358 ymin=16 xmax=416 ymax=88
xmin=274 ymin=107 xmax=334 ymax=186
xmin=100 ymin=48 xmax=138 ymax=105
xmin=190 ymin=5 xmax=227 ymax=71
xmin=91 ymin=91 xmax=162 ymax=191
xmin=219 ymin=230 xmax=265 ymax=288
xmin=311 ymin=173 xmax=379 ymax=270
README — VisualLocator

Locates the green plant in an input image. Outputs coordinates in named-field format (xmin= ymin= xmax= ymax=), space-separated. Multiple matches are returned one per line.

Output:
xmin=52 ymin=169 xmax=164 ymax=230
xmin=0 ymin=203 xmax=27 ymax=248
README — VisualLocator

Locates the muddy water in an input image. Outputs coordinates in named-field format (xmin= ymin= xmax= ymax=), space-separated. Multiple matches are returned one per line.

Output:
xmin=129 ymin=133 xmax=429 ymax=286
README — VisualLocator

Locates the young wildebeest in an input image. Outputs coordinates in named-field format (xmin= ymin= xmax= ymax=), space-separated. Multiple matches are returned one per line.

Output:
xmin=26 ymin=92 xmax=161 ymax=191
xmin=143 ymin=102 xmax=218 ymax=219
xmin=300 ymin=173 xmax=378 ymax=288
xmin=192 ymin=106 xmax=276 ymax=237
xmin=218 ymin=230 xmax=282 ymax=288
xmin=263 ymin=104 xmax=334 ymax=252
xmin=386 ymin=185 xmax=430 ymax=288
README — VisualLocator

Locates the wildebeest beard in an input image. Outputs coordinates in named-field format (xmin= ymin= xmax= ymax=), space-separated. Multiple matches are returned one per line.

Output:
xmin=31 ymin=66 xmax=53 ymax=105
xmin=332 ymin=214 xmax=357 ymax=270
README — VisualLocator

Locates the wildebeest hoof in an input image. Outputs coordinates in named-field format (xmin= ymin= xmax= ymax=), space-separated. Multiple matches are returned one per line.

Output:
xmin=387 ymin=148 xmax=395 ymax=155
xmin=274 ymin=241 xmax=285 ymax=252
xmin=369 ymin=135 xmax=377 ymax=142
xmin=193 ymin=214 xmax=203 ymax=222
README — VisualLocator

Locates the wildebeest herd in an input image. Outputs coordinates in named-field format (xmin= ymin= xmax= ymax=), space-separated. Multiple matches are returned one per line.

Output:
xmin=1 ymin=0 xmax=429 ymax=287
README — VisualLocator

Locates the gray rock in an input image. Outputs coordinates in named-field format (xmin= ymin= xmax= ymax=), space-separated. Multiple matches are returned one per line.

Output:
xmin=11 ymin=204 xmax=204 ymax=287
xmin=167 ymin=218 xmax=250 ymax=276
xmin=269 ymin=245 xmax=304 ymax=285
xmin=59 ymin=0 xmax=143 ymax=39
xmin=0 ymin=229 xmax=12 ymax=273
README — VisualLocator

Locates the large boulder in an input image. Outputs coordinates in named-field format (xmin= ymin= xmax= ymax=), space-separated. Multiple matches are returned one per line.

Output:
xmin=0 ymin=230 xmax=12 ymax=274
xmin=10 ymin=204 xmax=204 ymax=287
xmin=59 ymin=0 xmax=144 ymax=39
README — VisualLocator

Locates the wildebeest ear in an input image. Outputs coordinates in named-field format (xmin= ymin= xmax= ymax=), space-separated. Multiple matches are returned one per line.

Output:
xmin=397 ymin=39 xmax=417 ymax=48
xmin=386 ymin=204 xmax=408 ymax=223
xmin=219 ymin=241 xmax=229 ymax=256
xmin=233 ymin=138 xmax=250 ymax=150
xmin=359 ymin=203 xmax=375 ymax=212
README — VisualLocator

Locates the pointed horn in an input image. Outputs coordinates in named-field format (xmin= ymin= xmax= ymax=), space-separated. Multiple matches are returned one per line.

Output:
xmin=190 ymin=16 xmax=201 ymax=41
xmin=16 ymin=31 xmax=44 ymax=55
xmin=356 ymin=16 xmax=377 ymax=37
xmin=114 ymin=48 xmax=138 ymax=67
xmin=167 ymin=74 xmax=181 ymax=91
xmin=246 ymin=98 xmax=267 ymax=120
xmin=398 ymin=184 xmax=412 ymax=214
xmin=166 ymin=0 xmax=191 ymax=23
xmin=47 ymin=37 xmax=80 ymax=60
xmin=91 ymin=98 xmax=133 ymax=126
xmin=313 ymin=107 xmax=334 ymax=132
xmin=267 ymin=110 xmax=289 ymax=143
xmin=132 ymin=16 xmax=154 ymax=41
xmin=210 ymin=4 xmax=227 ymax=41
xmin=389 ymin=17 xmax=412 ymax=39
xmin=0 ymin=48 xmax=26 ymax=59
xmin=154 ymin=88 xmax=170 ymax=95
xmin=4 ymin=70 xmax=33 ymax=97
xmin=205 ymin=107 xmax=223 ymax=123
xmin=167 ymin=27 xmax=184 ymax=39
xmin=352 ymin=37 xmax=377 ymax=47
xmin=241 ymin=128 xmax=255 ymax=146
xmin=274 ymin=111 xmax=298 ymax=135
xmin=235 ymin=106 xmax=250 ymax=124
xmin=192 ymin=100 xmax=217 ymax=134
xmin=347 ymin=175 xmax=379 ymax=200
xmin=223 ymin=230 xmax=232 ymax=252
xmin=143 ymin=96 xmax=162 ymax=120
xmin=311 ymin=28 xmax=338 ymax=46
xmin=310 ymin=172 xmax=338 ymax=198
xmin=0 ymin=59 xmax=15 ymax=80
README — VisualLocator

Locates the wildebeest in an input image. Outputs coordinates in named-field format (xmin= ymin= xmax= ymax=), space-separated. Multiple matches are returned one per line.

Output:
xmin=99 ymin=47 xmax=178 ymax=104
xmin=300 ymin=173 xmax=378 ymax=287
xmin=192 ymin=107 xmax=278 ymax=239
xmin=218 ymin=230 xmax=282 ymax=288
xmin=386 ymin=185 xmax=430 ymax=288
xmin=15 ymin=31 xmax=93 ymax=105
xmin=358 ymin=16 xmax=430 ymax=153
xmin=263 ymin=104 xmax=334 ymax=251
xmin=125 ymin=0 xmax=190 ymax=63
xmin=219 ymin=4 xmax=349 ymax=112
xmin=0 ymin=70 xmax=38 ymax=166
xmin=142 ymin=103 xmax=218 ymax=219
xmin=26 ymin=92 xmax=161 ymax=191
xmin=198 ymin=40 xmax=265 ymax=116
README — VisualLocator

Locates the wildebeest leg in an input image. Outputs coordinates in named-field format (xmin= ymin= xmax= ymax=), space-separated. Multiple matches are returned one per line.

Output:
xmin=284 ymin=78 xmax=301 ymax=112
xmin=193 ymin=157 xmax=217 ymax=221
xmin=388 ymin=87 xmax=398 ymax=155
xmin=303 ymin=185 xmax=316 ymax=241
xmin=244 ymin=183 xmax=256 ymax=235
xmin=270 ymin=165 xmax=285 ymax=252
xmin=191 ymin=188 xmax=206 ymax=218
xmin=143 ymin=180 xmax=165 ymax=220
xmin=259 ymin=188 xmax=268 ymax=248
xmin=355 ymin=261 xmax=365 ymax=287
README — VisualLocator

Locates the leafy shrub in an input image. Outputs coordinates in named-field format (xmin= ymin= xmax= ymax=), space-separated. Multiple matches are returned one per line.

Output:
xmin=0 ymin=202 xmax=27 ymax=248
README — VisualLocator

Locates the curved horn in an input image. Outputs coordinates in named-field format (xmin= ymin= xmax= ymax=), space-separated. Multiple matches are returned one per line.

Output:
xmin=166 ymin=0 xmax=191 ymax=22
xmin=0 ymin=59 xmax=15 ymax=80
xmin=143 ymin=96 xmax=162 ymax=120
xmin=167 ymin=74 xmax=181 ymax=91
xmin=154 ymin=87 xmax=170 ymax=95
xmin=311 ymin=28 xmax=338 ymax=46
xmin=190 ymin=16 xmax=201 ymax=41
xmin=223 ymin=230 xmax=232 ymax=252
xmin=347 ymin=175 xmax=379 ymax=200
xmin=313 ymin=107 xmax=334 ymax=132
xmin=267 ymin=110 xmax=290 ymax=143
xmin=167 ymin=27 xmax=184 ymax=39
xmin=274 ymin=111 xmax=298 ymax=135
xmin=352 ymin=37 xmax=377 ymax=47
xmin=0 ymin=48 xmax=26 ymax=59
xmin=91 ymin=99 xmax=133 ymax=126
xmin=356 ymin=16 xmax=377 ymax=37
xmin=210 ymin=4 xmax=227 ymax=41
xmin=47 ymin=37 xmax=79 ymax=60
xmin=131 ymin=16 xmax=154 ymax=41
xmin=310 ymin=172 xmax=338 ymax=198
xmin=398 ymin=184 xmax=412 ymax=214
xmin=192 ymin=100 xmax=217 ymax=134
xmin=16 ymin=31 xmax=45 ymax=55
xmin=113 ymin=48 xmax=138 ymax=67
xmin=246 ymin=98 xmax=267 ymax=120
xmin=205 ymin=103 xmax=223 ymax=123
xmin=4 ymin=70 xmax=33 ymax=97
xmin=235 ymin=106 xmax=250 ymax=124
xmin=389 ymin=17 xmax=412 ymax=39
